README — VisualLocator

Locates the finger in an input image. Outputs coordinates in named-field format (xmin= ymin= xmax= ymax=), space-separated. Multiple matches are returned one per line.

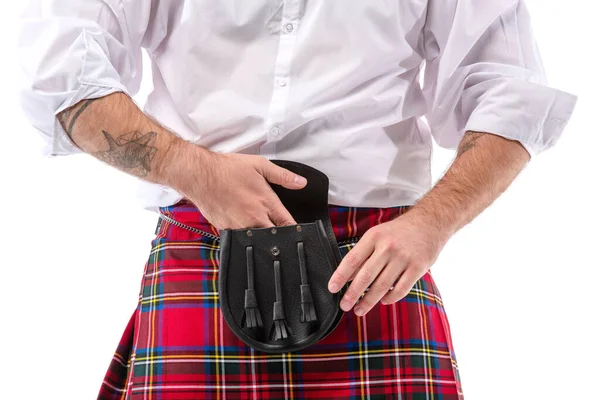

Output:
xmin=268 ymin=204 xmax=297 ymax=227
xmin=258 ymin=158 xmax=308 ymax=190
xmin=380 ymin=267 xmax=421 ymax=305
xmin=346 ymin=245 xmax=361 ymax=281
xmin=338 ymin=247 xmax=388 ymax=312
xmin=353 ymin=258 xmax=406 ymax=316
xmin=261 ymin=189 xmax=297 ymax=226
xmin=328 ymin=234 xmax=376 ymax=294
xmin=242 ymin=214 xmax=275 ymax=229
xmin=348 ymin=268 xmax=358 ymax=282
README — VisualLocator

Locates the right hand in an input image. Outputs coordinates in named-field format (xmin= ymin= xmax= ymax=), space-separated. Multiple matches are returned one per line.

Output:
xmin=171 ymin=146 xmax=308 ymax=230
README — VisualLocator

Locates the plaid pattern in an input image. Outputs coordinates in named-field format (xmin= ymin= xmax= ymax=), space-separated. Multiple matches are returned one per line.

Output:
xmin=98 ymin=198 xmax=463 ymax=399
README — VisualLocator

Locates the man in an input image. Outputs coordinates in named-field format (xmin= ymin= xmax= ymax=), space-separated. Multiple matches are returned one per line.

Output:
xmin=18 ymin=0 xmax=576 ymax=399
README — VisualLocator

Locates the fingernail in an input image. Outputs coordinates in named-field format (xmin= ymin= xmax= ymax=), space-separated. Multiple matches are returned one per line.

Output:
xmin=354 ymin=307 xmax=365 ymax=316
xmin=328 ymin=281 xmax=339 ymax=293
xmin=294 ymin=175 xmax=307 ymax=185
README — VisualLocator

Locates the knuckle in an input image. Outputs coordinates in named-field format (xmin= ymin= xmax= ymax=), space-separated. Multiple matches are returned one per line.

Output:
xmin=245 ymin=213 xmax=260 ymax=224
xmin=413 ymin=255 xmax=431 ymax=268
xmin=356 ymin=269 xmax=373 ymax=285
xmin=332 ymin=271 xmax=350 ymax=284
xmin=394 ymin=284 xmax=412 ymax=299
xmin=249 ymin=217 xmax=267 ymax=228
xmin=383 ymin=240 xmax=398 ymax=252
xmin=272 ymin=214 xmax=293 ymax=227
xmin=365 ymin=227 xmax=381 ymax=241
xmin=260 ymin=195 xmax=275 ymax=208
xmin=395 ymin=247 xmax=411 ymax=261
xmin=280 ymin=169 xmax=293 ymax=184
xmin=266 ymin=205 xmax=286 ymax=222
xmin=358 ymin=296 xmax=375 ymax=309
xmin=269 ymin=216 xmax=283 ymax=226
xmin=410 ymin=260 xmax=425 ymax=272
xmin=372 ymin=279 xmax=393 ymax=294
xmin=248 ymin=211 xmax=269 ymax=226
xmin=344 ymin=286 xmax=361 ymax=301
xmin=343 ymin=252 xmax=361 ymax=269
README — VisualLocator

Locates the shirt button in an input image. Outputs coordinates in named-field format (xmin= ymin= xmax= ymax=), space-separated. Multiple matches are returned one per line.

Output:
xmin=270 ymin=126 xmax=281 ymax=136
xmin=284 ymin=23 xmax=294 ymax=33
xmin=277 ymin=79 xmax=287 ymax=87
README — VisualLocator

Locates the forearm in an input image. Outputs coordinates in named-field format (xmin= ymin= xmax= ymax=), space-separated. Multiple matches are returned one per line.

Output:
xmin=405 ymin=131 xmax=531 ymax=241
xmin=57 ymin=92 xmax=212 ymax=193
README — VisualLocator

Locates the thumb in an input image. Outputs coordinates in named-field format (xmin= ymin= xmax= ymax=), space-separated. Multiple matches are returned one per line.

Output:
xmin=259 ymin=160 xmax=307 ymax=189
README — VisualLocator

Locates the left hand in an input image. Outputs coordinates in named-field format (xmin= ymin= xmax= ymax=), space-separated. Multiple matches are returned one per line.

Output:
xmin=327 ymin=212 xmax=451 ymax=317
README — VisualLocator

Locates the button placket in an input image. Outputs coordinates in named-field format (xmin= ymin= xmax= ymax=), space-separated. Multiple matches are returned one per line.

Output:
xmin=262 ymin=0 xmax=301 ymax=148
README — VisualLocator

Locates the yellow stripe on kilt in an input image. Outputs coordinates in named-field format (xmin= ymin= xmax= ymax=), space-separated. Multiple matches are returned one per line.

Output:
xmin=133 ymin=347 xmax=452 ymax=362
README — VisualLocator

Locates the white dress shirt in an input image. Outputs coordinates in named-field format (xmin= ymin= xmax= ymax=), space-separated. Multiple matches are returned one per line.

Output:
xmin=18 ymin=0 xmax=577 ymax=213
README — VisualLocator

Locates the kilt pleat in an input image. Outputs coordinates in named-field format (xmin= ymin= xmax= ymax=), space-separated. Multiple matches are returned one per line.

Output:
xmin=97 ymin=198 xmax=463 ymax=400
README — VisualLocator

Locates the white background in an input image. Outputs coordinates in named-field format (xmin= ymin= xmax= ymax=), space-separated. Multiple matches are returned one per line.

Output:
xmin=1 ymin=1 xmax=598 ymax=399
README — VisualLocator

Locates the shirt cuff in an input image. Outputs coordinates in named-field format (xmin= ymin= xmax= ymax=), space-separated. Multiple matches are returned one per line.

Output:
xmin=463 ymin=78 xmax=578 ymax=157
xmin=49 ymin=83 xmax=129 ymax=157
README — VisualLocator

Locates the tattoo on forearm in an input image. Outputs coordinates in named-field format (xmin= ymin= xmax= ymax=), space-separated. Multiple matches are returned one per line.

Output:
xmin=57 ymin=99 xmax=99 ymax=138
xmin=92 ymin=130 xmax=159 ymax=177
xmin=456 ymin=132 xmax=485 ymax=158
xmin=57 ymin=97 xmax=160 ymax=177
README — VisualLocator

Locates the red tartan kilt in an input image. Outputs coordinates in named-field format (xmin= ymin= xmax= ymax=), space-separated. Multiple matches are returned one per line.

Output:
xmin=98 ymin=198 xmax=463 ymax=400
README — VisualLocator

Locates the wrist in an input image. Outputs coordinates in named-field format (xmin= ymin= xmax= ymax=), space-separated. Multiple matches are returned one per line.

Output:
xmin=155 ymin=136 xmax=214 ymax=195
xmin=401 ymin=204 xmax=456 ymax=245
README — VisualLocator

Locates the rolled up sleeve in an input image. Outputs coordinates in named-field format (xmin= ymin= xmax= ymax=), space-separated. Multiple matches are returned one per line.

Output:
xmin=17 ymin=0 xmax=152 ymax=156
xmin=421 ymin=0 xmax=577 ymax=157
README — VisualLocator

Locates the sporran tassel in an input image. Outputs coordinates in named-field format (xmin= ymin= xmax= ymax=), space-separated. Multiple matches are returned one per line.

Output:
xmin=297 ymin=242 xmax=318 ymax=323
xmin=270 ymin=259 xmax=291 ymax=340
xmin=242 ymin=246 xmax=263 ymax=329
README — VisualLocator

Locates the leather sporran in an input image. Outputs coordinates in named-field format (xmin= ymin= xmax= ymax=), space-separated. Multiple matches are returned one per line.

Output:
xmin=218 ymin=160 xmax=348 ymax=353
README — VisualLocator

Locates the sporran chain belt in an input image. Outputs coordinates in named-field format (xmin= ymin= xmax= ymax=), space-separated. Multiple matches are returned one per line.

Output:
xmin=156 ymin=213 xmax=363 ymax=246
